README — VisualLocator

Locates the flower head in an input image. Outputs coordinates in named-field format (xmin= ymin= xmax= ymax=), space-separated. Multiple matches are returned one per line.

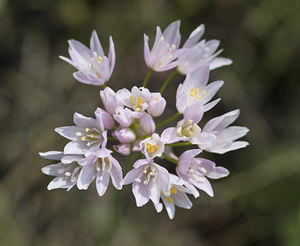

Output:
xmin=60 ymin=30 xmax=115 ymax=86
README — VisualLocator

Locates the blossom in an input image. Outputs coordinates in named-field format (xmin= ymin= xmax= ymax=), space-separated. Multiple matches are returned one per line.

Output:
xmin=178 ymin=39 xmax=232 ymax=74
xmin=123 ymin=159 xmax=170 ymax=206
xmin=55 ymin=108 xmax=113 ymax=155
xmin=177 ymin=149 xmax=229 ymax=197
xmin=139 ymin=133 xmax=165 ymax=159
xmin=40 ymin=151 xmax=83 ymax=191
xmin=117 ymin=86 xmax=151 ymax=113
xmin=176 ymin=66 xmax=223 ymax=114
xmin=144 ymin=20 xmax=184 ymax=71
xmin=77 ymin=148 xmax=122 ymax=196
xmin=154 ymin=174 xmax=192 ymax=220
xmin=60 ymin=30 xmax=115 ymax=86
xmin=198 ymin=110 xmax=249 ymax=154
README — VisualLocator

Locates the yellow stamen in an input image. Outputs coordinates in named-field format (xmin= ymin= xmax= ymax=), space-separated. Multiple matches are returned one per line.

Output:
xmin=170 ymin=184 xmax=178 ymax=195
xmin=98 ymin=56 xmax=102 ymax=62
xmin=81 ymin=136 xmax=87 ymax=140
xmin=190 ymin=92 xmax=195 ymax=97
xmin=195 ymin=88 xmax=199 ymax=94
xmin=197 ymin=95 xmax=201 ymax=100
xmin=130 ymin=96 xmax=133 ymax=100
xmin=85 ymin=128 xmax=90 ymax=132
xmin=134 ymin=97 xmax=144 ymax=108
xmin=190 ymin=88 xmax=194 ymax=92
xmin=146 ymin=143 xmax=159 ymax=153
xmin=167 ymin=197 xmax=173 ymax=203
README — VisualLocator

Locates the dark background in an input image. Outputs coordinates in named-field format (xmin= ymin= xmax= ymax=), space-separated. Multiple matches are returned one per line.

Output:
xmin=1 ymin=0 xmax=300 ymax=245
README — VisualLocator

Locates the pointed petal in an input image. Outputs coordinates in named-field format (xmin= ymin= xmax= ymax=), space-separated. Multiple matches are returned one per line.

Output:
xmin=73 ymin=71 xmax=103 ymax=86
xmin=96 ymin=173 xmax=110 ymax=196
xmin=108 ymin=36 xmax=116 ymax=74
xmin=209 ymin=57 xmax=232 ymax=70
xmin=77 ymin=164 xmax=95 ymax=190
xmin=183 ymin=24 xmax=205 ymax=48
xmin=90 ymin=30 xmax=104 ymax=57
xmin=39 ymin=151 xmax=64 ymax=160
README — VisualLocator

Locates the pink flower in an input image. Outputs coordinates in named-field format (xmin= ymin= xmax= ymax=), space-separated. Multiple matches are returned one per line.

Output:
xmin=55 ymin=108 xmax=113 ymax=156
xmin=177 ymin=149 xmax=229 ymax=198
xmin=123 ymin=159 xmax=170 ymax=207
xmin=178 ymin=38 xmax=232 ymax=74
xmin=77 ymin=148 xmax=123 ymax=196
xmin=176 ymin=66 xmax=223 ymax=114
xmin=144 ymin=20 xmax=184 ymax=71
xmin=199 ymin=110 xmax=249 ymax=154
xmin=139 ymin=133 xmax=165 ymax=159
xmin=60 ymin=31 xmax=115 ymax=86
xmin=154 ymin=174 xmax=192 ymax=220
xmin=40 ymin=151 xmax=83 ymax=191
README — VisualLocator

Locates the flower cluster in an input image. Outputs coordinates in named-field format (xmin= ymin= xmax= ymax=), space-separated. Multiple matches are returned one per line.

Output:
xmin=41 ymin=21 xmax=249 ymax=219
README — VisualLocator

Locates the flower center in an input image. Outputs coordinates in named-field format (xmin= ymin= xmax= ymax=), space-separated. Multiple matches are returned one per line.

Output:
xmin=170 ymin=184 xmax=178 ymax=195
xmin=177 ymin=120 xmax=197 ymax=138
xmin=189 ymin=88 xmax=206 ymax=100
xmin=95 ymin=157 xmax=111 ymax=180
xmin=76 ymin=128 xmax=100 ymax=146
xmin=130 ymin=96 xmax=144 ymax=111
xmin=146 ymin=143 xmax=159 ymax=154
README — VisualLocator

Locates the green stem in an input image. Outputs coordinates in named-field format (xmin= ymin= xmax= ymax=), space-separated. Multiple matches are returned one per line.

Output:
xmin=156 ymin=112 xmax=181 ymax=128
xmin=167 ymin=142 xmax=192 ymax=147
xmin=107 ymin=136 xmax=117 ymax=141
xmin=142 ymin=69 xmax=153 ymax=87
xmin=159 ymin=70 xmax=179 ymax=94
xmin=163 ymin=153 xmax=177 ymax=165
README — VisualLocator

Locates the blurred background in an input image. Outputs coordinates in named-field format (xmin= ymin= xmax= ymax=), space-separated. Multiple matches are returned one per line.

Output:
xmin=1 ymin=0 xmax=300 ymax=245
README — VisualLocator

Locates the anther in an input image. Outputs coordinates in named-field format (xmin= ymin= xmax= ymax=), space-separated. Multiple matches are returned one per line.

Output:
xmin=200 ymin=167 xmax=207 ymax=175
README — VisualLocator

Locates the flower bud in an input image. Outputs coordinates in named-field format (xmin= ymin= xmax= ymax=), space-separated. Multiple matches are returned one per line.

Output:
xmin=95 ymin=108 xmax=114 ymax=130
xmin=113 ymin=107 xmax=133 ymax=127
xmin=100 ymin=87 xmax=122 ymax=115
xmin=114 ymin=144 xmax=131 ymax=156
xmin=139 ymin=114 xmax=155 ymax=135
xmin=114 ymin=127 xmax=136 ymax=143
xmin=147 ymin=93 xmax=166 ymax=117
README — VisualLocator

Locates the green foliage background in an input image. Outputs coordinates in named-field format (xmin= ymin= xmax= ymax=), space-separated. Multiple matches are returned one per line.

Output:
xmin=0 ymin=0 xmax=299 ymax=245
